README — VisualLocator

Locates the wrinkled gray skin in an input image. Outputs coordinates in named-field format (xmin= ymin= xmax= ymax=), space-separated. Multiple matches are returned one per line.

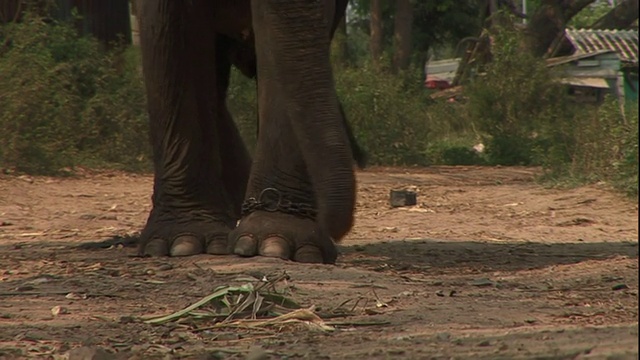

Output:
xmin=136 ymin=0 xmax=359 ymax=264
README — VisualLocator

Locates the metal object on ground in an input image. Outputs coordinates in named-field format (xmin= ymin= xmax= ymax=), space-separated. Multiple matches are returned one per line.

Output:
xmin=389 ymin=190 xmax=417 ymax=208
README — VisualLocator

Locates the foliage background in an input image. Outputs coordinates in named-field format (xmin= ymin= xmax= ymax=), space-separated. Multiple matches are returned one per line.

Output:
xmin=0 ymin=15 xmax=149 ymax=173
xmin=0 ymin=6 xmax=637 ymax=197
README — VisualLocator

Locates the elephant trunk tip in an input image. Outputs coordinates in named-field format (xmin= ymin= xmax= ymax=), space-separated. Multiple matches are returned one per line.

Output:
xmin=317 ymin=174 xmax=356 ymax=243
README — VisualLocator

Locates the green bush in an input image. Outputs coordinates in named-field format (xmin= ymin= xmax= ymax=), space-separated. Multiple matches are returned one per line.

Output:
xmin=615 ymin=105 xmax=639 ymax=196
xmin=545 ymin=97 xmax=638 ymax=196
xmin=227 ymin=68 xmax=257 ymax=153
xmin=465 ymin=22 xmax=574 ymax=166
xmin=334 ymin=64 xmax=432 ymax=165
xmin=0 ymin=14 xmax=149 ymax=174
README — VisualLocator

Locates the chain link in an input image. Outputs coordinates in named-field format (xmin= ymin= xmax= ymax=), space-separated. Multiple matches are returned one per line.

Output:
xmin=241 ymin=187 xmax=317 ymax=220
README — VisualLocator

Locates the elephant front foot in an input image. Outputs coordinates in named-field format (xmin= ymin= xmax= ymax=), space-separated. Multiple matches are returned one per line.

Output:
xmin=229 ymin=210 xmax=337 ymax=264
xmin=139 ymin=210 xmax=234 ymax=257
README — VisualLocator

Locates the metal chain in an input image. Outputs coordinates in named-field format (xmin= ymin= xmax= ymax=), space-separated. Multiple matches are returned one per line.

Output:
xmin=241 ymin=187 xmax=317 ymax=220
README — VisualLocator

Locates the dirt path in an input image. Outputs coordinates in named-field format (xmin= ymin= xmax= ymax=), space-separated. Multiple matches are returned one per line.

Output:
xmin=0 ymin=166 xmax=637 ymax=359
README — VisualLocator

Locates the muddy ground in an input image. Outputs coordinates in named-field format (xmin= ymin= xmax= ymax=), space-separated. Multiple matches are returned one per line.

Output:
xmin=0 ymin=166 xmax=637 ymax=359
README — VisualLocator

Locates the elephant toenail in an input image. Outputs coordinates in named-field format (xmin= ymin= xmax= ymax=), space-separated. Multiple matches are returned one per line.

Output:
xmin=170 ymin=235 xmax=203 ymax=256
xmin=233 ymin=235 xmax=258 ymax=257
xmin=143 ymin=238 xmax=170 ymax=257
xmin=294 ymin=245 xmax=325 ymax=264
xmin=260 ymin=236 xmax=291 ymax=260
xmin=206 ymin=235 xmax=229 ymax=255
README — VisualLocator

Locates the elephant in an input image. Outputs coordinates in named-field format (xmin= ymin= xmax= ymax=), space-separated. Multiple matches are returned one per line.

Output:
xmin=135 ymin=0 xmax=362 ymax=264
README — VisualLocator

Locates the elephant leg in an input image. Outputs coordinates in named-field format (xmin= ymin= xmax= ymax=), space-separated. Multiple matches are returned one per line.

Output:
xmin=229 ymin=0 xmax=357 ymax=264
xmin=216 ymin=36 xmax=252 ymax=220
xmin=137 ymin=1 xmax=245 ymax=256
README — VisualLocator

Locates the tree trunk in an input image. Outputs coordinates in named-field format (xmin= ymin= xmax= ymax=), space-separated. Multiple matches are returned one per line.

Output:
xmin=524 ymin=0 xmax=596 ymax=57
xmin=591 ymin=0 xmax=639 ymax=29
xmin=392 ymin=0 xmax=413 ymax=72
xmin=0 ymin=0 xmax=21 ymax=23
xmin=73 ymin=0 xmax=132 ymax=46
xmin=369 ymin=0 xmax=383 ymax=67
xmin=0 ymin=0 xmax=56 ymax=23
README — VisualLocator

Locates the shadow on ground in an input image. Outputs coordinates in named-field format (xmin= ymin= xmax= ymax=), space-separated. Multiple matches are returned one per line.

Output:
xmin=338 ymin=238 xmax=638 ymax=273
xmin=2 ymin=236 xmax=637 ymax=274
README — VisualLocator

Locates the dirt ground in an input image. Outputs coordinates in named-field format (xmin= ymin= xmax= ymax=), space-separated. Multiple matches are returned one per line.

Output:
xmin=0 ymin=166 xmax=637 ymax=360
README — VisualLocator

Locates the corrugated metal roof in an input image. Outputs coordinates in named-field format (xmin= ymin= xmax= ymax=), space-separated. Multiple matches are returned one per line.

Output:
xmin=546 ymin=49 xmax=615 ymax=67
xmin=565 ymin=29 xmax=638 ymax=65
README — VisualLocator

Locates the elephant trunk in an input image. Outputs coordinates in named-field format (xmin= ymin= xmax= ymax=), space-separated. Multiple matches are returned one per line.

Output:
xmin=252 ymin=0 xmax=356 ymax=241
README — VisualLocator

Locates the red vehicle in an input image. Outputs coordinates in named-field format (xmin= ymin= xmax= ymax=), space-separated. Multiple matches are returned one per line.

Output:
xmin=424 ymin=76 xmax=452 ymax=90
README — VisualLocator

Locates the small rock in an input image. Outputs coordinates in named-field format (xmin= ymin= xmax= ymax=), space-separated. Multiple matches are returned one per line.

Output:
xmin=435 ymin=290 xmax=445 ymax=297
xmin=15 ymin=285 xmax=35 ymax=292
xmin=51 ymin=306 xmax=69 ymax=316
xmin=436 ymin=332 xmax=451 ymax=341
xmin=245 ymin=346 xmax=269 ymax=360
xmin=79 ymin=214 xmax=97 ymax=220
xmin=157 ymin=263 xmax=173 ymax=271
xmin=477 ymin=340 xmax=492 ymax=347
xmin=394 ymin=335 xmax=412 ymax=341
xmin=27 ymin=275 xmax=57 ymax=285
xmin=469 ymin=278 xmax=494 ymax=287
xmin=186 ymin=273 xmax=199 ymax=281
xmin=18 ymin=175 xmax=34 ymax=184
xmin=612 ymin=283 xmax=629 ymax=291
xmin=65 ymin=293 xmax=87 ymax=300
xmin=98 ymin=214 xmax=118 ymax=221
